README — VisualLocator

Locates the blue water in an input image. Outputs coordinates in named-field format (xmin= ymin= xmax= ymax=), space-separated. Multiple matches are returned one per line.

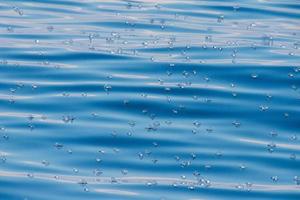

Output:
xmin=0 ymin=0 xmax=300 ymax=199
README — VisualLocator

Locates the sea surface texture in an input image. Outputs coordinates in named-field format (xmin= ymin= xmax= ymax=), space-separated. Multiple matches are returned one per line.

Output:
xmin=0 ymin=0 xmax=300 ymax=199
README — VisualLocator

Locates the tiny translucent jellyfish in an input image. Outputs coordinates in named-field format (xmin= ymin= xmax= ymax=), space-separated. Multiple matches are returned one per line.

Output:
xmin=233 ymin=5 xmax=240 ymax=11
xmin=121 ymin=169 xmax=128 ymax=175
xmin=13 ymin=6 xmax=24 ymax=16
xmin=188 ymin=184 xmax=195 ymax=190
xmin=41 ymin=160 xmax=50 ymax=166
xmin=146 ymin=180 xmax=157 ymax=186
xmin=62 ymin=115 xmax=75 ymax=123
xmin=206 ymin=128 xmax=213 ymax=133
xmin=7 ymin=26 xmax=14 ymax=32
xmin=111 ymin=177 xmax=118 ymax=183
xmin=193 ymin=121 xmax=201 ymax=128
xmin=32 ymin=84 xmax=38 ymax=90
xmin=128 ymin=121 xmax=136 ymax=127
xmin=54 ymin=142 xmax=63 ymax=149
xmin=27 ymin=173 xmax=34 ymax=178
xmin=78 ymin=179 xmax=87 ymax=186
xmin=180 ymin=161 xmax=191 ymax=168
xmin=251 ymin=74 xmax=258 ymax=79
xmin=28 ymin=115 xmax=34 ymax=121
xmin=73 ymin=168 xmax=79 ymax=173
xmin=259 ymin=105 xmax=269 ymax=111
xmin=290 ymin=153 xmax=296 ymax=160
xmin=205 ymin=35 xmax=212 ymax=43
xmin=174 ymin=155 xmax=180 ymax=161
xmin=235 ymin=184 xmax=244 ymax=190
xmin=267 ymin=142 xmax=276 ymax=153
xmin=193 ymin=171 xmax=200 ymax=177
xmin=271 ymin=176 xmax=278 ymax=182
xmin=123 ymin=99 xmax=130 ymax=105
xmin=104 ymin=84 xmax=112 ymax=94
xmin=113 ymin=148 xmax=119 ymax=153
xmin=215 ymin=151 xmax=223 ymax=158
xmin=232 ymin=120 xmax=241 ymax=128
xmin=47 ymin=26 xmax=54 ymax=32
xmin=0 ymin=155 xmax=6 ymax=163
xmin=262 ymin=35 xmax=274 ymax=46
xmin=138 ymin=152 xmax=144 ymax=160
xmin=294 ymin=176 xmax=300 ymax=185
xmin=270 ymin=131 xmax=278 ymax=137
xmin=98 ymin=149 xmax=105 ymax=154
xmin=93 ymin=169 xmax=102 ymax=176
xmin=217 ymin=15 xmax=224 ymax=23
xmin=126 ymin=131 xmax=132 ymax=136
xmin=191 ymin=153 xmax=197 ymax=160
xmin=239 ymin=164 xmax=246 ymax=170
xmin=205 ymin=164 xmax=212 ymax=170
xmin=245 ymin=182 xmax=253 ymax=191
xmin=290 ymin=135 xmax=297 ymax=141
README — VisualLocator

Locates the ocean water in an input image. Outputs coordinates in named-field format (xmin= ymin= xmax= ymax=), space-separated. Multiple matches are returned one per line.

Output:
xmin=0 ymin=0 xmax=300 ymax=199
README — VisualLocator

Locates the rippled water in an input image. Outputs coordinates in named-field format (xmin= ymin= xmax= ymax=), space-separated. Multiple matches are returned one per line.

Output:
xmin=0 ymin=0 xmax=300 ymax=199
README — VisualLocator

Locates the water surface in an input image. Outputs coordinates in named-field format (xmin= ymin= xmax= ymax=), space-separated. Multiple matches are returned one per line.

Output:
xmin=0 ymin=0 xmax=300 ymax=199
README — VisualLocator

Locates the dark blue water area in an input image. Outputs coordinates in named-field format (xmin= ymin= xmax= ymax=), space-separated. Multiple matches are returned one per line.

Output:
xmin=0 ymin=0 xmax=300 ymax=199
